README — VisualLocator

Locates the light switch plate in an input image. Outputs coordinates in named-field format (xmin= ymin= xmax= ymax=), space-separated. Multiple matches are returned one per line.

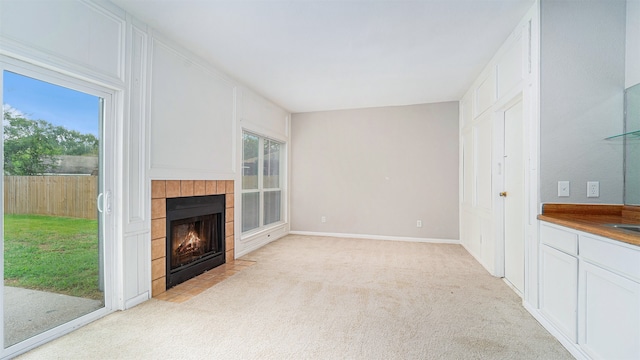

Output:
xmin=558 ymin=181 xmax=570 ymax=197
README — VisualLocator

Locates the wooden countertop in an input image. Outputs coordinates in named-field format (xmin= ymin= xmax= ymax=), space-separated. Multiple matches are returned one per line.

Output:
xmin=538 ymin=204 xmax=640 ymax=247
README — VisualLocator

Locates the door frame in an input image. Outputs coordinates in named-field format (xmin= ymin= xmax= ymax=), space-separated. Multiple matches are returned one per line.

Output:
xmin=0 ymin=56 xmax=121 ymax=358
xmin=492 ymin=93 xmax=526 ymax=283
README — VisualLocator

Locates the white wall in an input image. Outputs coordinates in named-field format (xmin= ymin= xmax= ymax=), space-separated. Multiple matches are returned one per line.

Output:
xmin=0 ymin=0 xmax=290 ymax=336
xmin=459 ymin=5 xmax=537 ymax=282
xmin=539 ymin=0 xmax=626 ymax=204
xmin=126 ymin=8 xmax=290 ymax=303
xmin=291 ymin=102 xmax=459 ymax=241
xmin=235 ymin=87 xmax=291 ymax=257
xmin=239 ymin=87 xmax=289 ymax=141
xmin=0 ymin=0 xmax=128 ymax=356
xmin=0 ymin=0 xmax=125 ymax=85
xmin=147 ymin=35 xmax=236 ymax=180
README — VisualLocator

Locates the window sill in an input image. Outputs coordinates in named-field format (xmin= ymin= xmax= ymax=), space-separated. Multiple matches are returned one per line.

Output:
xmin=240 ymin=221 xmax=288 ymax=243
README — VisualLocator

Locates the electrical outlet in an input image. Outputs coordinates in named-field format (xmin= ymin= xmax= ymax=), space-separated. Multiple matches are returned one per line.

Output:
xmin=558 ymin=181 xmax=570 ymax=197
xmin=587 ymin=181 xmax=599 ymax=198
xmin=416 ymin=220 xmax=423 ymax=228
xmin=321 ymin=216 xmax=326 ymax=223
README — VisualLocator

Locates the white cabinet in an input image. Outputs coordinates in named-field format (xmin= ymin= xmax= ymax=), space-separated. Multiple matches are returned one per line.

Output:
xmin=540 ymin=244 xmax=578 ymax=342
xmin=539 ymin=222 xmax=578 ymax=255
xmin=538 ymin=222 xmax=640 ymax=360
xmin=578 ymin=247 xmax=640 ymax=360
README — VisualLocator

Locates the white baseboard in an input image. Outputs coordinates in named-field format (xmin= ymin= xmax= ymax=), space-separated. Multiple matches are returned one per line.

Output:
xmin=523 ymin=302 xmax=589 ymax=360
xmin=502 ymin=278 xmax=523 ymax=299
xmin=124 ymin=292 xmax=150 ymax=310
xmin=460 ymin=242 xmax=498 ymax=276
xmin=288 ymin=231 xmax=460 ymax=244
xmin=236 ymin=224 xmax=289 ymax=258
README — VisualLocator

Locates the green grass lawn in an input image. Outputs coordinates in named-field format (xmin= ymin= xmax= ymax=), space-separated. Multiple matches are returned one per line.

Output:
xmin=4 ymin=214 xmax=103 ymax=300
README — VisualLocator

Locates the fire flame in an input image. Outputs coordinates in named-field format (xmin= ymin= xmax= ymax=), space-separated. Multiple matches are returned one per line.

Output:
xmin=175 ymin=223 xmax=202 ymax=256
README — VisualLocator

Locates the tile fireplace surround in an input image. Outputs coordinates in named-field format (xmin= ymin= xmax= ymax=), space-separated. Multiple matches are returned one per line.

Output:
xmin=151 ymin=180 xmax=234 ymax=297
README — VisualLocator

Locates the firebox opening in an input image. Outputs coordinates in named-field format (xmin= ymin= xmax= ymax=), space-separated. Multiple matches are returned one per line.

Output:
xmin=170 ymin=215 xmax=216 ymax=268
xmin=166 ymin=195 xmax=225 ymax=289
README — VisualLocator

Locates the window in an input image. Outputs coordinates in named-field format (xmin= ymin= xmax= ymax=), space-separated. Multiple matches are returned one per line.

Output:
xmin=242 ymin=132 xmax=284 ymax=233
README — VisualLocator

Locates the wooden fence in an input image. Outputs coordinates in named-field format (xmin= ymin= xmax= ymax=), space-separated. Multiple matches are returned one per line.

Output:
xmin=4 ymin=176 xmax=98 ymax=220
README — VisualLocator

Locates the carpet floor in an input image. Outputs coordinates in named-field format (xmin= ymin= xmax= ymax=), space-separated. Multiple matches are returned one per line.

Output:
xmin=19 ymin=235 xmax=573 ymax=359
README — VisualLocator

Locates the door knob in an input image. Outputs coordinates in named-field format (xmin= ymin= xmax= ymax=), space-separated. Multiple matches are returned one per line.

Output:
xmin=499 ymin=191 xmax=508 ymax=197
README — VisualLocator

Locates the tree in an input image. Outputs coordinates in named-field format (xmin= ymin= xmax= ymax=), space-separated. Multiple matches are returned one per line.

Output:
xmin=53 ymin=127 xmax=99 ymax=156
xmin=4 ymin=113 xmax=59 ymax=175
xmin=3 ymin=111 xmax=99 ymax=175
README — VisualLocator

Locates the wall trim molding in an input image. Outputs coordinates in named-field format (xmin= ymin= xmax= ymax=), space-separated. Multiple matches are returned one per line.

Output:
xmin=236 ymin=224 xmax=288 ymax=258
xmin=124 ymin=292 xmax=149 ymax=310
xmin=289 ymin=231 xmax=460 ymax=244
xmin=523 ymin=302 xmax=588 ymax=360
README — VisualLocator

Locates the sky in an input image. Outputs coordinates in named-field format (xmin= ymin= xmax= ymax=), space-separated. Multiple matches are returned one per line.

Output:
xmin=2 ymin=70 xmax=100 ymax=136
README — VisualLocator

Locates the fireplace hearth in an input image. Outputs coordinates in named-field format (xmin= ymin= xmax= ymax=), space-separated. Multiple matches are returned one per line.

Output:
xmin=166 ymin=195 xmax=225 ymax=288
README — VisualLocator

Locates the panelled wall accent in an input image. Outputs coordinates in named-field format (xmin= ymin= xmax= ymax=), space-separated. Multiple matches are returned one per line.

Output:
xmin=123 ymin=18 xmax=148 ymax=235
xmin=148 ymin=35 xmax=236 ymax=180
xmin=459 ymin=3 xmax=538 ymax=298
xmin=0 ymin=0 xmax=291 ymax=318
xmin=0 ymin=0 xmax=126 ymax=85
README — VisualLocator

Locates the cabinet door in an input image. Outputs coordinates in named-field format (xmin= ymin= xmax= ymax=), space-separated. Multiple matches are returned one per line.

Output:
xmin=579 ymin=261 xmax=640 ymax=360
xmin=540 ymin=244 xmax=578 ymax=342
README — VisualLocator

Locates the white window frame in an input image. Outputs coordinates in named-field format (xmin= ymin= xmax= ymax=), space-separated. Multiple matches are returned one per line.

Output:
xmin=241 ymin=131 xmax=285 ymax=235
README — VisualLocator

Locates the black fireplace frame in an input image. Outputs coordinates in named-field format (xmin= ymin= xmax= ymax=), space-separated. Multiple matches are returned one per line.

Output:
xmin=165 ymin=194 xmax=225 ymax=288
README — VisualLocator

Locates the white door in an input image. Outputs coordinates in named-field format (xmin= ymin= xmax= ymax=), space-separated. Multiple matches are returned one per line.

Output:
xmin=503 ymin=100 xmax=525 ymax=293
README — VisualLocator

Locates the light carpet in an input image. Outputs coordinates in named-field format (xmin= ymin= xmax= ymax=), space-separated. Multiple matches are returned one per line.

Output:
xmin=19 ymin=235 xmax=573 ymax=359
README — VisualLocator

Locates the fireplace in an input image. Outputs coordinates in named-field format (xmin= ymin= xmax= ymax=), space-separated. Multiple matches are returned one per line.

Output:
xmin=165 ymin=194 xmax=225 ymax=288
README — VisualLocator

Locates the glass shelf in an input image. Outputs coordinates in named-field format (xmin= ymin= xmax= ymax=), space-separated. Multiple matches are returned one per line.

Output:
xmin=605 ymin=129 xmax=640 ymax=140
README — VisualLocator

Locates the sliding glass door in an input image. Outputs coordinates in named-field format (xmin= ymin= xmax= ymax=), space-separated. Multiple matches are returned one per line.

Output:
xmin=1 ymin=62 xmax=114 ymax=352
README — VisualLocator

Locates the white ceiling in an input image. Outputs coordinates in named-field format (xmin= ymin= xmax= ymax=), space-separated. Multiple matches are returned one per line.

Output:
xmin=111 ymin=0 xmax=534 ymax=113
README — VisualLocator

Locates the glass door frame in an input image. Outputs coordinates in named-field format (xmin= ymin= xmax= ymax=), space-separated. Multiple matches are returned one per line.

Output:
xmin=0 ymin=56 xmax=118 ymax=357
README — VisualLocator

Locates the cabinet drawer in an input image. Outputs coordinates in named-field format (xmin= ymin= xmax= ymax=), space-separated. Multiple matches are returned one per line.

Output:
xmin=580 ymin=235 xmax=640 ymax=282
xmin=540 ymin=223 xmax=578 ymax=256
